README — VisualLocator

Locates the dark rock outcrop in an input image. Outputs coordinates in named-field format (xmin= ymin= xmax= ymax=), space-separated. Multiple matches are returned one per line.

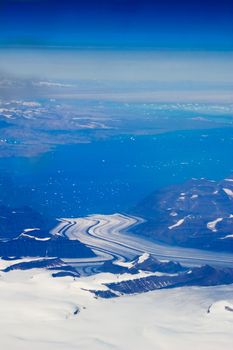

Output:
xmin=93 ymin=264 xmax=233 ymax=298
xmin=0 ymin=235 xmax=95 ymax=258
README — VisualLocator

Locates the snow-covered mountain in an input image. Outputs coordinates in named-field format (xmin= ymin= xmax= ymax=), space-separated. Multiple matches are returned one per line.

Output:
xmin=99 ymin=253 xmax=185 ymax=275
xmin=0 ymin=205 xmax=95 ymax=258
xmin=133 ymin=175 xmax=233 ymax=252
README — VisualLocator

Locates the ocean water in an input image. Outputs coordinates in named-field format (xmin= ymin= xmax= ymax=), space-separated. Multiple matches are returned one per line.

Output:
xmin=0 ymin=127 xmax=233 ymax=218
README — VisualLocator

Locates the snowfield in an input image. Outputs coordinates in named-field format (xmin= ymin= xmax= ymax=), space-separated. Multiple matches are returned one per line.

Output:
xmin=1 ymin=267 xmax=233 ymax=350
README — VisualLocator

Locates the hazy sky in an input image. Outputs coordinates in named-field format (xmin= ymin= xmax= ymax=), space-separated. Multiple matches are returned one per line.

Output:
xmin=0 ymin=49 xmax=232 ymax=83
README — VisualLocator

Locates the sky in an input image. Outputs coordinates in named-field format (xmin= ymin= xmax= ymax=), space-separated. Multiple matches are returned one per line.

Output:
xmin=0 ymin=0 xmax=232 ymax=50
xmin=0 ymin=0 xmax=232 ymax=101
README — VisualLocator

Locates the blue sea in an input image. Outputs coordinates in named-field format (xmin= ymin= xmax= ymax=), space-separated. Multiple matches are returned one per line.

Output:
xmin=0 ymin=127 xmax=233 ymax=218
